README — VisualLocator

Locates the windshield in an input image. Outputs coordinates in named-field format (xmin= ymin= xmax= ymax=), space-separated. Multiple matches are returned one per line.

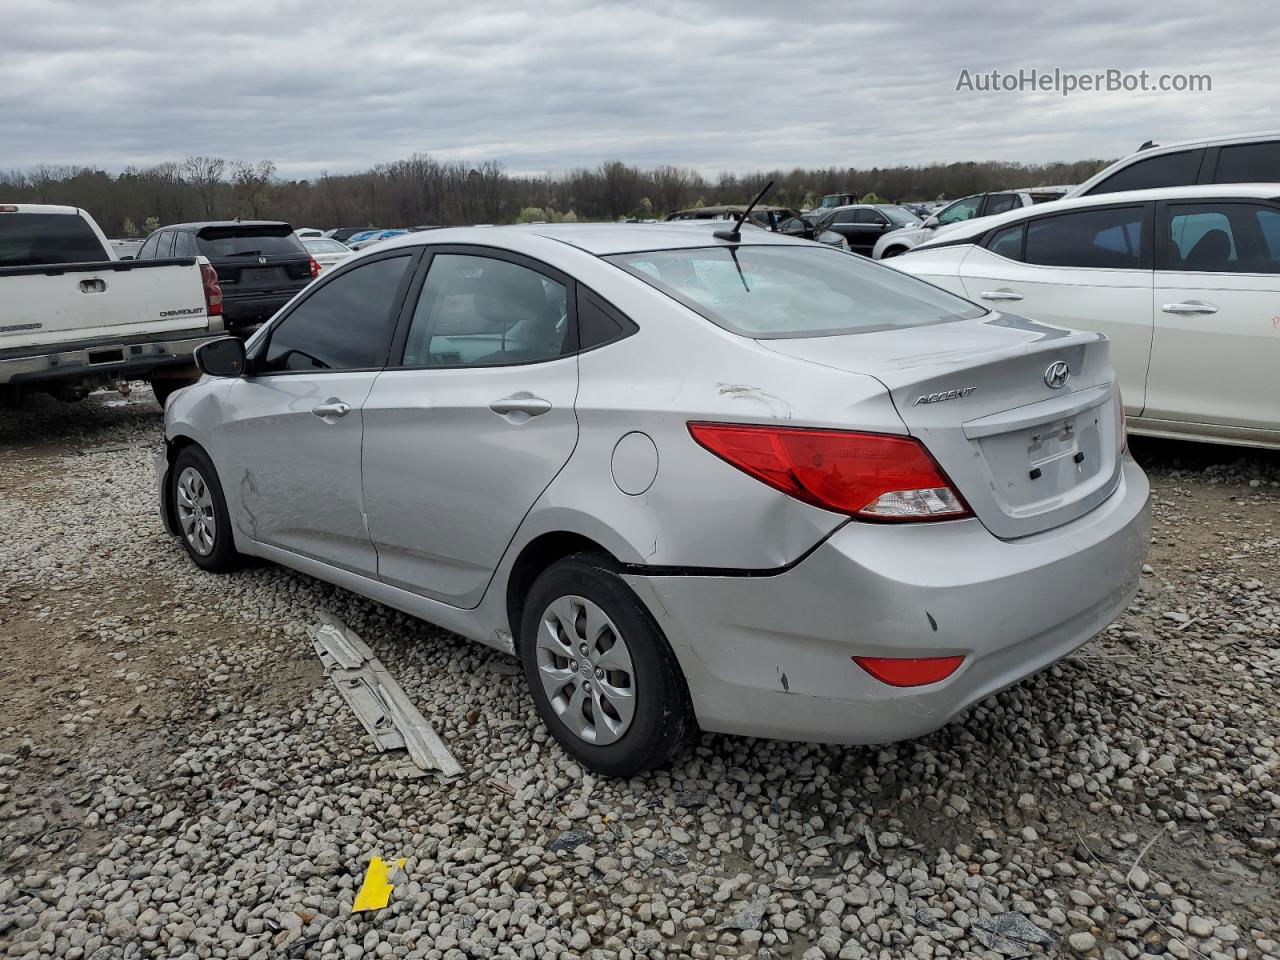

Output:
xmin=197 ymin=227 xmax=304 ymax=259
xmin=607 ymin=245 xmax=985 ymax=339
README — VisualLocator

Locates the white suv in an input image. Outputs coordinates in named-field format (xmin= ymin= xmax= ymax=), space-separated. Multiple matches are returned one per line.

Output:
xmin=1065 ymin=131 xmax=1280 ymax=198
xmin=872 ymin=188 xmax=1069 ymax=259
xmin=889 ymin=184 xmax=1280 ymax=450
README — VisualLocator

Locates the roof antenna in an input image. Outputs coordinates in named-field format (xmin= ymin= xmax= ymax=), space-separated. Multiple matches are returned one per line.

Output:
xmin=714 ymin=180 xmax=775 ymax=242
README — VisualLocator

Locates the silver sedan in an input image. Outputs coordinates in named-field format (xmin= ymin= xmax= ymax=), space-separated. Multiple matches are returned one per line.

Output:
xmin=158 ymin=223 xmax=1150 ymax=776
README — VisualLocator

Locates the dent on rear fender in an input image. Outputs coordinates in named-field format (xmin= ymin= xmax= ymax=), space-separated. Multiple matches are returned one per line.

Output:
xmin=715 ymin=383 xmax=793 ymax=420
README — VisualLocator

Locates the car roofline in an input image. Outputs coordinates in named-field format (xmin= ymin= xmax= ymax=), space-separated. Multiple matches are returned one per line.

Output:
xmin=912 ymin=182 xmax=1280 ymax=250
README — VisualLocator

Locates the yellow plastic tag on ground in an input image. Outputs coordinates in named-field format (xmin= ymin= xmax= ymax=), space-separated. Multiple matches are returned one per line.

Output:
xmin=352 ymin=856 xmax=406 ymax=913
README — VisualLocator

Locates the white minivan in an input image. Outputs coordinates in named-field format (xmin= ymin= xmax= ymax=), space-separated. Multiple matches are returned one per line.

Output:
xmin=889 ymin=184 xmax=1280 ymax=450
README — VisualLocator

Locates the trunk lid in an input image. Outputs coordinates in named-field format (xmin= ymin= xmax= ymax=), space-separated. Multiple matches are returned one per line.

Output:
xmin=761 ymin=313 xmax=1124 ymax=539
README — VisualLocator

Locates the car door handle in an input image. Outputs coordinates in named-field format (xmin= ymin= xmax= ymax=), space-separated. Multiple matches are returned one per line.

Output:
xmin=311 ymin=400 xmax=351 ymax=419
xmin=489 ymin=395 xmax=552 ymax=417
xmin=980 ymin=289 xmax=1023 ymax=301
xmin=1162 ymin=301 xmax=1218 ymax=315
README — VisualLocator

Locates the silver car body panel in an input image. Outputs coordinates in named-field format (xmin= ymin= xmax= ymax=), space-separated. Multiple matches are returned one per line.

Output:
xmin=626 ymin=457 xmax=1149 ymax=743
xmin=163 ymin=223 xmax=1151 ymax=743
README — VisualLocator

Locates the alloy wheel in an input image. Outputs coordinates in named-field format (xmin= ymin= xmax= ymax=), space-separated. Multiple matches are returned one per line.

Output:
xmin=176 ymin=466 xmax=216 ymax=556
xmin=536 ymin=595 xmax=636 ymax=745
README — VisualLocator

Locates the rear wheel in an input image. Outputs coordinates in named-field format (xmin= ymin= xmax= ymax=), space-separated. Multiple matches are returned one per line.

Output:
xmin=519 ymin=554 xmax=694 ymax=777
xmin=170 ymin=445 xmax=241 ymax=573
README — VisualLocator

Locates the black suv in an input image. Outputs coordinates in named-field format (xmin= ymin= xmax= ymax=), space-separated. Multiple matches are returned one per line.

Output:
xmin=137 ymin=221 xmax=316 ymax=329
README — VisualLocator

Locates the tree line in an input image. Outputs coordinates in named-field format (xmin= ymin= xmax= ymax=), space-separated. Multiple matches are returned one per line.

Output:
xmin=0 ymin=154 xmax=1112 ymax=237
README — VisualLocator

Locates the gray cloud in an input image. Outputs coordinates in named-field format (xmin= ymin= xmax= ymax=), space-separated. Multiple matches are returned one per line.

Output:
xmin=0 ymin=0 xmax=1274 ymax=178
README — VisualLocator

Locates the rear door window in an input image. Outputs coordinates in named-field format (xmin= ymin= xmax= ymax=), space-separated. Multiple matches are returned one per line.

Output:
xmin=1212 ymin=141 xmax=1280 ymax=183
xmin=260 ymin=254 xmax=413 ymax=373
xmin=0 ymin=213 xmax=108 ymax=268
xmin=1085 ymin=150 xmax=1199 ymax=195
xmin=1163 ymin=202 xmax=1280 ymax=274
xmin=1023 ymin=207 xmax=1145 ymax=269
xmin=983 ymin=194 xmax=1021 ymax=216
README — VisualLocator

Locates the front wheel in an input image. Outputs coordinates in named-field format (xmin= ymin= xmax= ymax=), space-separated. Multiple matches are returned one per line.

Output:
xmin=879 ymin=246 xmax=907 ymax=259
xmin=170 ymin=445 xmax=241 ymax=573
xmin=519 ymin=554 xmax=694 ymax=777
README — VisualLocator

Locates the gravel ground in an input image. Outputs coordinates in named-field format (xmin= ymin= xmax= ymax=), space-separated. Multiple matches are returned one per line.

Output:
xmin=1 ymin=387 xmax=1277 ymax=960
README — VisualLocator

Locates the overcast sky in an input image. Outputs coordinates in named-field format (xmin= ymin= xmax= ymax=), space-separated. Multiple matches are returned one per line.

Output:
xmin=1 ymin=0 xmax=1274 ymax=179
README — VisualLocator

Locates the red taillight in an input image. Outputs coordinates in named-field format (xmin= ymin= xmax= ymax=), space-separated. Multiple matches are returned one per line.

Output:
xmin=687 ymin=423 xmax=971 ymax=521
xmin=853 ymin=655 xmax=964 ymax=687
xmin=199 ymin=262 xmax=223 ymax=317
xmin=309 ymin=256 xmax=321 ymax=278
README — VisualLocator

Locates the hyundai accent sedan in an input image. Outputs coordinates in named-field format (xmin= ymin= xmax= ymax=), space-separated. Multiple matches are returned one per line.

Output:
xmin=157 ymin=223 xmax=1151 ymax=777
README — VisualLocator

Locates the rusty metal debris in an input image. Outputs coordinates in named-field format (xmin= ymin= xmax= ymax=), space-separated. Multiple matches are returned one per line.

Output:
xmin=308 ymin=611 xmax=462 ymax=779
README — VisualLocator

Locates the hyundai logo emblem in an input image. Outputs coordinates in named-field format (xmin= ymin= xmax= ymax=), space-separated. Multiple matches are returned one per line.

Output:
xmin=1043 ymin=361 xmax=1071 ymax=389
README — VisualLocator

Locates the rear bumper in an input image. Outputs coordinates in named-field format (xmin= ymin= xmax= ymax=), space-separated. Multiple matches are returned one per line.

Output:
xmin=0 ymin=330 xmax=215 ymax=387
xmin=625 ymin=456 xmax=1151 ymax=744
xmin=221 ymin=290 xmax=304 ymax=325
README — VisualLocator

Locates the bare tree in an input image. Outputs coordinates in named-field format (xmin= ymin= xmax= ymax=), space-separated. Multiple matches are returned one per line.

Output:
xmin=182 ymin=156 xmax=225 ymax=219
xmin=230 ymin=160 xmax=276 ymax=219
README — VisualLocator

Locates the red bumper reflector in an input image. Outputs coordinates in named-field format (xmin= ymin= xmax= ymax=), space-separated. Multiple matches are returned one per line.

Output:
xmin=853 ymin=655 xmax=964 ymax=687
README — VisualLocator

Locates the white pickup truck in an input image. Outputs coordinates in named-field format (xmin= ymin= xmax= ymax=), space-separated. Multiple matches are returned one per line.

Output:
xmin=0 ymin=203 xmax=223 ymax=405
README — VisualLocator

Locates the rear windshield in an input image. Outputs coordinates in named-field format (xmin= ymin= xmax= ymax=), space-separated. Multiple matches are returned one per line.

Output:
xmin=0 ymin=213 xmax=107 ymax=268
xmin=197 ymin=226 xmax=305 ymax=259
xmin=606 ymin=245 xmax=985 ymax=338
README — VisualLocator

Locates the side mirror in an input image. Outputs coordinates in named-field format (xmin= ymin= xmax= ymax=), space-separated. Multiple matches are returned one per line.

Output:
xmin=923 ymin=216 xmax=939 ymax=229
xmin=194 ymin=336 xmax=247 ymax=378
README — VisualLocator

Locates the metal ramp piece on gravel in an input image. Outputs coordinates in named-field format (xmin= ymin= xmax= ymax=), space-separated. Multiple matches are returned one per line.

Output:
xmin=308 ymin=611 xmax=462 ymax=779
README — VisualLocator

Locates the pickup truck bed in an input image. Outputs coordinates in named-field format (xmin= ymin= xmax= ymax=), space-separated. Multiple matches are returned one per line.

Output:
xmin=0 ymin=204 xmax=222 ymax=404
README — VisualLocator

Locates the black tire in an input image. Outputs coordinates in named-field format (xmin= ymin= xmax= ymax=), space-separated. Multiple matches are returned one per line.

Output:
xmin=149 ymin=377 xmax=179 ymax=408
xmin=170 ymin=445 xmax=241 ymax=573
xmin=880 ymin=246 xmax=906 ymax=259
xmin=519 ymin=553 xmax=694 ymax=777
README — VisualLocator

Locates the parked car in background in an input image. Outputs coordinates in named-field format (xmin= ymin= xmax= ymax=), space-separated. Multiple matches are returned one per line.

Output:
xmin=872 ymin=188 xmax=1070 ymax=259
xmin=0 ymin=203 xmax=222 ymax=405
xmin=666 ymin=205 xmax=806 ymax=232
xmin=347 ymin=228 xmax=410 ymax=250
xmin=325 ymin=227 xmax=370 ymax=243
xmin=301 ymin=236 xmax=354 ymax=272
xmin=137 ymin=221 xmax=318 ymax=331
xmin=111 ymin=237 xmax=144 ymax=259
xmin=294 ymin=228 xmax=325 ymax=239
xmin=810 ymin=204 xmax=922 ymax=256
xmin=159 ymin=222 xmax=1148 ymax=776
xmin=1065 ymin=130 xmax=1280 ymax=198
xmin=809 ymin=193 xmax=859 ymax=212
xmin=890 ymin=184 xmax=1280 ymax=450
xmin=666 ymin=204 xmax=845 ymax=245
xmin=667 ymin=217 xmax=850 ymax=251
